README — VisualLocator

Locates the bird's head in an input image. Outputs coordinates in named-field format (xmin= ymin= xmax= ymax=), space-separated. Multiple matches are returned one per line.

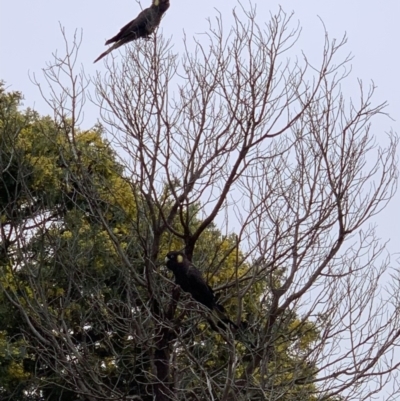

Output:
xmin=153 ymin=0 xmax=170 ymax=11
xmin=165 ymin=251 xmax=185 ymax=270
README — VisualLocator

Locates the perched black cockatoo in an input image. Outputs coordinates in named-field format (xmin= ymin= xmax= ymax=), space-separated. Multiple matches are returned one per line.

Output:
xmin=164 ymin=251 xmax=238 ymax=331
xmin=94 ymin=0 xmax=170 ymax=63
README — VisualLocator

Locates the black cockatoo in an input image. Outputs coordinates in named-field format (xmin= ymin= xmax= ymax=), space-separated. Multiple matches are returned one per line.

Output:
xmin=94 ymin=0 xmax=170 ymax=63
xmin=164 ymin=251 xmax=238 ymax=331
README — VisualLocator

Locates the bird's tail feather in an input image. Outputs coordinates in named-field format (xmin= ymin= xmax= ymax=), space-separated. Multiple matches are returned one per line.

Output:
xmin=105 ymin=36 xmax=117 ymax=46
xmin=209 ymin=305 xmax=239 ymax=331
xmin=94 ymin=42 xmax=122 ymax=63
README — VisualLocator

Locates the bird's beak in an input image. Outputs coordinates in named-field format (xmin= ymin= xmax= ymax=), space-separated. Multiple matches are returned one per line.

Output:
xmin=164 ymin=256 xmax=169 ymax=263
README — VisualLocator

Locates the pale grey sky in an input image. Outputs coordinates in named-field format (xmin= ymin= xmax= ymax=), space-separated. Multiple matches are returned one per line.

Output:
xmin=0 ymin=0 xmax=400 ymax=398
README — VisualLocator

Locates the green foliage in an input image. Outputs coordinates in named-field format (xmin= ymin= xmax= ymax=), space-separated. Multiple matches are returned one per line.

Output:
xmin=0 ymin=82 xmax=139 ymax=400
xmin=0 ymin=83 xmax=326 ymax=400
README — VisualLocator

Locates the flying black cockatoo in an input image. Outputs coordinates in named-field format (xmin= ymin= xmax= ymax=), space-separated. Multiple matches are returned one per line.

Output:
xmin=164 ymin=251 xmax=238 ymax=331
xmin=94 ymin=0 xmax=170 ymax=63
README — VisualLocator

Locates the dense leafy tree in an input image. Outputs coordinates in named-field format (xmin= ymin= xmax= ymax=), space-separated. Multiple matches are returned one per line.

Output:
xmin=0 ymin=83 xmax=335 ymax=401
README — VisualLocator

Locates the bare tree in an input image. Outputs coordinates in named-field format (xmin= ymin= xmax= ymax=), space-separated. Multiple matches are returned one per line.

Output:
xmin=1 ymin=4 xmax=398 ymax=401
